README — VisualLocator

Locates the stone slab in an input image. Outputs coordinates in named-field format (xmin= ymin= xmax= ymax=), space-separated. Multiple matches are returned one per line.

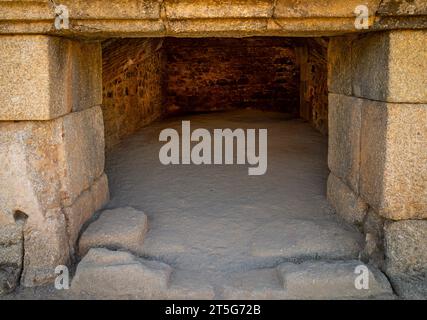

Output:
xmin=71 ymin=248 xmax=172 ymax=299
xmin=278 ymin=260 xmax=393 ymax=299
xmin=327 ymin=173 xmax=368 ymax=227
xmin=250 ymin=218 xmax=363 ymax=260
xmin=0 ymin=35 xmax=102 ymax=121
xmin=384 ymin=220 xmax=427 ymax=276
xmin=328 ymin=93 xmax=362 ymax=193
xmin=79 ymin=207 xmax=148 ymax=257
xmin=360 ymin=101 xmax=427 ymax=220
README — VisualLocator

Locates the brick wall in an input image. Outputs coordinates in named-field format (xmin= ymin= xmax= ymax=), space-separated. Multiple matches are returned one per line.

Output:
xmin=164 ymin=38 xmax=300 ymax=115
xmin=102 ymin=38 xmax=164 ymax=149
xmin=297 ymin=38 xmax=329 ymax=135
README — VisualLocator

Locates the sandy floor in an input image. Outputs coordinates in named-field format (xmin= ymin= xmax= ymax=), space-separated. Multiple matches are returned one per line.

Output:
xmin=105 ymin=110 xmax=363 ymax=273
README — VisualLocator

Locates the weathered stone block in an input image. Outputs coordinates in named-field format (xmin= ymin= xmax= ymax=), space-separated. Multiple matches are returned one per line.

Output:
xmin=0 ymin=106 xmax=107 ymax=286
xmin=378 ymin=0 xmax=427 ymax=16
xmin=328 ymin=37 xmax=354 ymax=96
xmin=71 ymin=248 xmax=172 ymax=299
xmin=0 ymin=223 xmax=23 ymax=295
xmin=327 ymin=174 xmax=368 ymax=226
xmin=328 ymin=94 xmax=362 ymax=193
xmin=329 ymin=31 xmax=427 ymax=103
xmin=0 ymin=36 xmax=102 ymax=121
xmin=361 ymin=209 xmax=385 ymax=269
xmin=278 ymin=260 xmax=393 ymax=299
xmin=62 ymin=0 xmax=160 ymax=20
xmin=0 ymin=106 xmax=105 ymax=212
xmin=64 ymin=173 xmax=109 ymax=252
xmin=79 ymin=207 xmax=147 ymax=257
xmin=20 ymin=209 xmax=71 ymax=287
xmin=384 ymin=220 xmax=427 ymax=275
xmin=70 ymin=41 xmax=102 ymax=112
xmin=0 ymin=35 xmax=70 ymax=120
xmin=61 ymin=106 xmax=105 ymax=206
xmin=275 ymin=0 xmax=380 ymax=18
xmin=360 ymin=101 xmax=427 ymax=220
xmin=165 ymin=0 xmax=272 ymax=19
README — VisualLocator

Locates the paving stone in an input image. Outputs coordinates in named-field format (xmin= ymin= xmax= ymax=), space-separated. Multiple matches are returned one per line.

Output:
xmin=221 ymin=268 xmax=287 ymax=300
xmin=384 ymin=220 xmax=427 ymax=276
xmin=79 ymin=207 xmax=148 ymax=256
xmin=327 ymin=173 xmax=367 ymax=227
xmin=250 ymin=218 xmax=363 ymax=260
xmin=71 ymin=248 xmax=172 ymax=299
xmin=278 ymin=260 xmax=394 ymax=299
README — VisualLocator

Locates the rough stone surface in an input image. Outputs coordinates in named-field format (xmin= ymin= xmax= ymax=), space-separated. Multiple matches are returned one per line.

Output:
xmin=388 ymin=275 xmax=427 ymax=300
xmin=250 ymin=217 xmax=363 ymax=261
xmin=278 ymin=260 xmax=393 ymax=299
xmin=1 ymin=1 xmax=426 ymax=37
xmin=327 ymin=174 xmax=368 ymax=227
xmin=0 ymin=223 xmax=23 ymax=295
xmin=70 ymin=41 xmax=102 ymax=112
xmin=384 ymin=220 xmax=427 ymax=299
xmin=328 ymin=94 xmax=362 ymax=193
xmin=0 ymin=106 xmax=107 ymax=286
xmin=64 ymin=173 xmax=109 ymax=252
xmin=71 ymin=248 xmax=172 ymax=299
xmin=61 ymin=106 xmax=105 ymax=206
xmin=328 ymin=36 xmax=354 ymax=96
xmin=361 ymin=209 xmax=386 ymax=270
xmin=0 ymin=105 xmax=105 ymax=213
xmin=0 ymin=35 xmax=70 ymax=120
xmin=221 ymin=268 xmax=287 ymax=300
xmin=378 ymin=0 xmax=427 ymax=16
xmin=79 ymin=207 xmax=148 ymax=257
xmin=329 ymin=31 xmax=427 ymax=103
xmin=384 ymin=220 xmax=427 ymax=276
xmin=0 ymin=35 xmax=102 ymax=121
xmin=274 ymin=0 xmax=380 ymax=18
xmin=165 ymin=0 xmax=273 ymax=19
xmin=360 ymin=101 xmax=427 ymax=220
xmin=20 ymin=210 xmax=70 ymax=287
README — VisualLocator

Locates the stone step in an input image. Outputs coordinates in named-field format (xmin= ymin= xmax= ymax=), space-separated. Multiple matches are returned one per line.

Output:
xmin=78 ymin=207 xmax=148 ymax=257
xmin=71 ymin=248 xmax=215 ymax=299
xmin=221 ymin=268 xmax=288 ymax=299
xmin=71 ymin=248 xmax=172 ymax=299
xmin=277 ymin=260 xmax=394 ymax=299
xmin=71 ymin=248 xmax=395 ymax=299
xmin=250 ymin=219 xmax=364 ymax=261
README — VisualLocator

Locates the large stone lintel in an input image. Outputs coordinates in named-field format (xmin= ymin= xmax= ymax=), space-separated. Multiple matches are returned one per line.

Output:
xmin=0 ymin=1 xmax=427 ymax=38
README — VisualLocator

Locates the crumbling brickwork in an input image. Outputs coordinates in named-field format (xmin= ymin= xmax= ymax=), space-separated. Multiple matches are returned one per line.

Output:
xmin=102 ymin=38 xmax=165 ymax=149
xmin=297 ymin=38 xmax=329 ymax=135
xmin=164 ymin=38 xmax=300 ymax=115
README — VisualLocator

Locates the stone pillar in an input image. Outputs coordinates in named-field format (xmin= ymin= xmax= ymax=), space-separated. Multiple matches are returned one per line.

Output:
xmin=327 ymin=30 xmax=427 ymax=298
xmin=0 ymin=36 xmax=109 ymax=290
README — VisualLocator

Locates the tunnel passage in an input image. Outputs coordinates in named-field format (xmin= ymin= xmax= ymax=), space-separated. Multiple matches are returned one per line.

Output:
xmin=96 ymin=36 xmax=368 ymax=276
xmin=101 ymin=37 xmax=328 ymax=150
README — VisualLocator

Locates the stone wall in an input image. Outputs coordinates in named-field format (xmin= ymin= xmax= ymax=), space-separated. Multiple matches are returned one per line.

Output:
xmin=164 ymin=37 xmax=300 ymax=115
xmin=102 ymin=38 xmax=165 ymax=149
xmin=297 ymin=38 xmax=329 ymax=135
xmin=0 ymin=36 xmax=109 ymax=291
xmin=327 ymin=30 xmax=427 ymax=299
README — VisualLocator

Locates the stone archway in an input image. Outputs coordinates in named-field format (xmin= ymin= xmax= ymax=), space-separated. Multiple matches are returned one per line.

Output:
xmin=0 ymin=0 xmax=426 ymax=299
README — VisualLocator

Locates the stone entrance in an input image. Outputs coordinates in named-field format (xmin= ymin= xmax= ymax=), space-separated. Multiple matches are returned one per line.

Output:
xmin=0 ymin=0 xmax=426 ymax=299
